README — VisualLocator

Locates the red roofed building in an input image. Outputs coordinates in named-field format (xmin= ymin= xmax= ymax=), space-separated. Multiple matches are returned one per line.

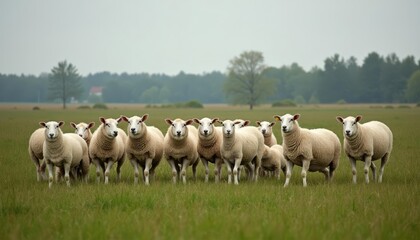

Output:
xmin=89 ymin=86 xmax=103 ymax=96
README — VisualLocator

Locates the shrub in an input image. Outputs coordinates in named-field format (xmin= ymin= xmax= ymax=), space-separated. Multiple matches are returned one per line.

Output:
xmin=384 ymin=105 xmax=394 ymax=109
xmin=32 ymin=106 xmax=40 ymax=110
xmin=336 ymin=99 xmax=347 ymax=104
xmin=93 ymin=103 xmax=108 ymax=109
xmin=77 ymin=105 xmax=91 ymax=109
xmin=398 ymin=105 xmax=410 ymax=109
xmin=183 ymin=100 xmax=203 ymax=108
xmin=272 ymin=99 xmax=297 ymax=107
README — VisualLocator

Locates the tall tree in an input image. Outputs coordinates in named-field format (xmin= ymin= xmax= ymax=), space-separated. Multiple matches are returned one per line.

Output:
xmin=224 ymin=51 xmax=275 ymax=110
xmin=49 ymin=61 xmax=82 ymax=109
xmin=406 ymin=70 xmax=420 ymax=102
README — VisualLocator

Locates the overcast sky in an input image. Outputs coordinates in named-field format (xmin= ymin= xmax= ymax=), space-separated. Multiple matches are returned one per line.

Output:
xmin=1 ymin=0 xmax=419 ymax=76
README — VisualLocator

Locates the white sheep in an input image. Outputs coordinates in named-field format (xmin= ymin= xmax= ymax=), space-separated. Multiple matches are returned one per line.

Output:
xmin=193 ymin=117 xmax=223 ymax=183
xmin=256 ymin=121 xmax=278 ymax=146
xmin=164 ymin=118 xmax=200 ymax=184
xmin=89 ymin=117 xmax=127 ymax=184
xmin=121 ymin=114 xmax=164 ymax=185
xmin=219 ymin=120 xmax=265 ymax=185
xmin=70 ymin=122 xmax=95 ymax=146
xmin=274 ymin=114 xmax=341 ymax=187
xmin=39 ymin=121 xmax=89 ymax=188
xmin=261 ymin=144 xmax=286 ymax=180
xmin=336 ymin=115 xmax=393 ymax=184
xmin=28 ymin=128 xmax=47 ymax=181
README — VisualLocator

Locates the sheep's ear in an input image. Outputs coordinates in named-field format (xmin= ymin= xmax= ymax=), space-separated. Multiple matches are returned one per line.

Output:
xmin=243 ymin=120 xmax=250 ymax=127
xmin=355 ymin=115 xmax=362 ymax=123
xmin=256 ymin=121 xmax=261 ymax=126
xmin=185 ymin=119 xmax=193 ymax=126
xmin=336 ymin=116 xmax=344 ymax=123
xmin=120 ymin=116 xmax=129 ymax=122
xmin=58 ymin=121 xmax=65 ymax=127
xmin=116 ymin=117 xmax=123 ymax=123
xmin=269 ymin=122 xmax=276 ymax=127
xmin=70 ymin=122 xmax=77 ymax=129
xmin=39 ymin=122 xmax=47 ymax=127
xmin=217 ymin=120 xmax=224 ymax=125
xmin=141 ymin=114 xmax=149 ymax=122
xmin=165 ymin=119 xmax=173 ymax=125
xmin=293 ymin=114 xmax=300 ymax=121
xmin=233 ymin=121 xmax=241 ymax=125
xmin=211 ymin=118 xmax=219 ymax=124
xmin=88 ymin=122 xmax=95 ymax=129
xmin=193 ymin=118 xmax=201 ymax=124
xmin=273 ymin=115 xmax=282 ymax=122
xmin=99 ymin=117 xmax=106 ymax=124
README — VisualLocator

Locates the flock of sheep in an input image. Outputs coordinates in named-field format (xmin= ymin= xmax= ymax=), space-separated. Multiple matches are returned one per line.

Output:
xmin=28 ymin=113 xmax=393 ymax=188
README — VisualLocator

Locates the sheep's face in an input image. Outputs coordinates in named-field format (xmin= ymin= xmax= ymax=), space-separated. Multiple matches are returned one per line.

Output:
xmin=220 ymin=120 xmax=238 ymax=138
xmin=100 ymin=117 xmax=121 ymax=138
xmin=40 ymin=121 xmax=64 ymax=140
xmin=123 ymin=115 xmax=148 ymax=136
xmin=233 ymin=119 xmax=249 ymax=129
xmin=166 ymin=118 xmax=193 ymax=140
xmin=274 ymin=114 xmax=300 ymax=133
xmin=194 ymin=117 xmax=218 ymax=137
xmin=337 ymin=116 xmax=362 ymax=138
xmin=257 ymin=121 xmax=275 ymax=137
xmin=71 ymin=122 xmax=94 ymax=140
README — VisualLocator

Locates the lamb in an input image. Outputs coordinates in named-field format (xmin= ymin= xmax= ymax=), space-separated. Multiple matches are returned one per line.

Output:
xmin=164 ymin=118 xmax=200 ymax=184
xmin=70 ymin=122 xmax=95 ymax=146
xmin=256 ymin=121 xmax=278 ymax=146
xmin=193 ymin=117 xmax=223 ymax=183
xmin=89 ymin=117 xmax=127 ymax=184
xmin=39 ymin=121 xmax=89 ymax=188
xmin=274 ymin=114 xmax=341 ymax=187
xmin=261 ymin=144 xmax=286 ymax=180
xmin=219 ymin=120 xmax=265 ymax=185
xmin=28 ymin=128 xmax=47 ymax=181
xmin=121 ymin=114 xmax=164 ymax=185
xmin=336 ymin=115 xmax=393 ymax=184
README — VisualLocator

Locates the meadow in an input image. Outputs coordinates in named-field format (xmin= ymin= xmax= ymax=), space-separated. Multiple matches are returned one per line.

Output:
xmin=0 ymin=104 xmax=419 ymax=239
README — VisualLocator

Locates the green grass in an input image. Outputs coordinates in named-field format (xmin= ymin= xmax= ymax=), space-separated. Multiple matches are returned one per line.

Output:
xmin=0 ymin=104 xmax=419 ymax=239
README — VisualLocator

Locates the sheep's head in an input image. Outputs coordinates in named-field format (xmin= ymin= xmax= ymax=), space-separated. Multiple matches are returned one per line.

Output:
xmin=233 ymin=119 xmax=250 ymax=129
xmin=121 ymin=114 xmax=148 ymax=136
xmin=70 ymin=122 xmax=95 ymax=140
xmin=39 ymin=121 xmax=64 ymax=140
xmin=273 ymin=114 xmax=300 ymax=133
xmin=165 ymin=118 xmax=193 ymax=140
xmin=218 ymin=119 xmax=241 ymax=138
xmin=194 ymin=117 xmax=218 ymax=137
xmin=100 ymin=117 xmax=122 ymax=138
xmin=336 ymin=115 xmax=362 ymax=138
xmin=256 ymin=121 xmax=275 ymax=137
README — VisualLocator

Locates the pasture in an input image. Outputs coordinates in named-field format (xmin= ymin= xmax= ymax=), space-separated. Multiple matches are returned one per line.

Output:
xmin=0 ymin=104 xmax=419 ymax=239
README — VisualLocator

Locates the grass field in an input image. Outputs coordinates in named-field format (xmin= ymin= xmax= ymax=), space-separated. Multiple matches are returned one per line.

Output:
xmin=0 ymin=104 xmax=419 ymax=239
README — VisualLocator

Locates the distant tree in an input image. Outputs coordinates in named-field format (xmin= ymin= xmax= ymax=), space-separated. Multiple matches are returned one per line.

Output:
xmin=359 ymin=52 xmax=384 ymax=102
xmin=406 ymin=70 xmax=420 ymax=102
xmin=224 ymin=51 xmax=275 ymax=110
xmin=49 ymin=60 xmax=83 ymax=109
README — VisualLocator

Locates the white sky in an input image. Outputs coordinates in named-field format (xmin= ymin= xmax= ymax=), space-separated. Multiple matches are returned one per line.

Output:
xmin=1 ymin=0 xmax=419 ymax=76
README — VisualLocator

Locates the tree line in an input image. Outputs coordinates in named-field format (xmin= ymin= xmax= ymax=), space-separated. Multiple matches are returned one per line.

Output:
xmin=0 ymin=51 xmax=419 ymax=106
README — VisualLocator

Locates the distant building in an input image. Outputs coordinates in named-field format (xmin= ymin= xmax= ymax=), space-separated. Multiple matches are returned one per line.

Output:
xmin=89 ymin=86 xmax=103 ymax=96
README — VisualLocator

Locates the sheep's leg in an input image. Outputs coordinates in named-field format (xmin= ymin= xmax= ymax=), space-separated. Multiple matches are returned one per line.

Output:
xmin=130 ymin=159 xmax=140 ymax=184
xmin=180 ymin=159 xmax=191 ymax=184
xmin=284 ymin=161 xmax=294 ymax=187
xmin=233 ymin=158 xmax=242 ymax=185
xmin=215 ymin=158 xmax=223 ymax=183
xmin=347 ymin=157 xmax=357 ymax=184
xmin=92 ymin=159 xmax=103 ymax=183
xmin=301 ymin=159 xmax=310 ymax=187
xmin=46 ymin=161 xmax=54 ymax=188
xmin=364 ymin=156 xmax=372 ymax=184
xmin=167 ymin=158 xmax=178 ymax=184
xmin=30 ymin=153 xmax=42 ymax=181
xmin=64 ymin=162 xmax=71 ymax=187
xmin=275 ymin=168 xmax=280 ymax=181
xmin=370 ymin=162 xmax=377 ymax=182
xmin=224 ymin=160 xmax=233 ymax=184
xmin=245 ymin=163 xmax=255 ymax=181
xmin=379 ymin=153 xmax=390 ymax=183
xmin=192 ymin=159 xmax=199 ymax=181
xmin=201 ymin=158 xmax=210 ymax=183
xmin=116 ymin=157 xmax=125 ymax=182
xmin=144 ymin=158 xmax=153 ymax=186
xmin=104 ymin=161 xmax=115 ymax=184
xmin=320 ymin=167 xmax=330 ymax=182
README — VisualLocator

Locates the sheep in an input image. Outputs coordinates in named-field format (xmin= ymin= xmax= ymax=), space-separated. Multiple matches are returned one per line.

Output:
xmin=70 ymin=122 xmax=95 ymax=146
xmin=193 ymin=117 xmax=223 ymax=183
xmin=233 ymin=119 xmax=250 ymax=129
xmin=89 ymin=117 xmax=127 ymax=184
xmin=336 ymin=115 xmax=393 ymax=184
xmin=219 ymin=120 xmax=265 ymax=185
xmin=121 ymin=114 xmax=164 ymax=185
xmin=164 ymin=118 xmax=200 ymax=184
xmin=274 ymin=114 xmax=341 ymax=187
xmin=261 ymin=144 xmax=286 ymax=180
xmin=28 ymin=128 xmax=47 ymax=181
xmin=256 ymin=121 xmax=278 ymax=146
xmin=39 ymin=121 xmax=89 ymax=188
